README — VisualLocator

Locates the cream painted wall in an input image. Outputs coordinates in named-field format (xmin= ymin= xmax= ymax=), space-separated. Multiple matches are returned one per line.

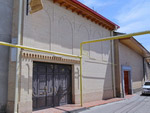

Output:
xmin=18 ymin=0 xmax=114 ymax=111
xmin=119 ymin=42 xmax=144 ymax=92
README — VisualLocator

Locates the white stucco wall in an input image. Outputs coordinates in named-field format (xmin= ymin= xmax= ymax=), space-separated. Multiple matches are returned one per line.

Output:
xmin=13 ymin=0 xmax=114 ymax=112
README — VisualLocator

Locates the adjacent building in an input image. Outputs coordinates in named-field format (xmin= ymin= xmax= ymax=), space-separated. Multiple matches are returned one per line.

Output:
xmin=0 ymin=0 xmax=13 ymax=112
xmin=114 ymin=33 xmax=150 ymax=97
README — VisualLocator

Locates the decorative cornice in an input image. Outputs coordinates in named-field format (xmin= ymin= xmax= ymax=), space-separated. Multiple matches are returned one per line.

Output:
xmin=53 ymin=0 xmax=119 ymax=30
xmin=22 ymin=52 xmax=80 ymax=64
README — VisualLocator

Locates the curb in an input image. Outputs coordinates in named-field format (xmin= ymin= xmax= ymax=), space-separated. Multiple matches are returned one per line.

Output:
xmin=63 ymin=95 xmax=136 ymax=113
xmin=63 ymin=107 xmax=87 ymax=113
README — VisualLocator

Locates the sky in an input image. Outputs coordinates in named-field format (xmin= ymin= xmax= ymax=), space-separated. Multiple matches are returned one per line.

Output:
xmin=78 ymin=0 xmax=150 ymax=51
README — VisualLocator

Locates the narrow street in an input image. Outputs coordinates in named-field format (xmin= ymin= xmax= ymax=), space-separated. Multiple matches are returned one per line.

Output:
xmin=79 ymin=93 xmax=150 ymax=113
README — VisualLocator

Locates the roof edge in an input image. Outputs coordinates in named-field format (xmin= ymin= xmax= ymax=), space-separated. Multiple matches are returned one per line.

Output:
xmin=53 ymin=0 xmax=119 ymax=30
xmin=72 ymin=0 xmax=120 ymax=29
xmin=120 ymin=37 xmax=150 ymax=58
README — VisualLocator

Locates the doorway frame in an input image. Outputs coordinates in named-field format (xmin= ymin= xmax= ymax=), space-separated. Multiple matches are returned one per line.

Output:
xmin=32 ymin=61 xmax=74 ymax=111
xmin=121 ymin=65 xmax=133 ymax=97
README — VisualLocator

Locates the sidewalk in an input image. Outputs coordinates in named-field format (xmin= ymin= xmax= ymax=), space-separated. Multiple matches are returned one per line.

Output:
xmin=33 ymin=95 xmax=135 ymax=113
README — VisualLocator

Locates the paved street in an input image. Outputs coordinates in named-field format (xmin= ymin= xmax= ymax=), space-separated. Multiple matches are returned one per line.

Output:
xmin=79 ymin=93 xmax=150 ymax=113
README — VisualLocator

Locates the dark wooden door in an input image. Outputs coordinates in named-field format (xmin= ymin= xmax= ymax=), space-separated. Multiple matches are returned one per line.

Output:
xmin=124 ymin=71 xmax=129 ymax=95
xmin=33 ymin=63 xmax=54 ymax=109
xmin=54 ymin=65 xmax=72 ymax=106
xmin=46 ymin=64 xmax=54 ymax=107
xmin=33 ymin=62 xmax=72 ymax=110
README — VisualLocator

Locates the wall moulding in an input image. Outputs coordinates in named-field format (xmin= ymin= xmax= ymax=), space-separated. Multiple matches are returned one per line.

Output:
xmin=22 ymin=52 xmax=80 ymax=64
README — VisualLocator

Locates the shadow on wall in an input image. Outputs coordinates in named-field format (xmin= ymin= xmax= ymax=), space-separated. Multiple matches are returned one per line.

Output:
xmin=21 ymin=62 xmax=33 ymax=97
xmin=102 ymin=54 xmax=113 ymax=100
xmin=73 ymin=47 xmax=113 ymax=101
xmin=74 ymin=67 xmax=80 ymax=90
xmin=0 ymin=35 xmax=11 ymax=113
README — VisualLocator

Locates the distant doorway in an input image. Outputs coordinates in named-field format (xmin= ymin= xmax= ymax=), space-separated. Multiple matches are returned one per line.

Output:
xmin=121 ymin=66 xmax=133 ymax=97
xmin=124 ymin=71 xmax=129 ymax=95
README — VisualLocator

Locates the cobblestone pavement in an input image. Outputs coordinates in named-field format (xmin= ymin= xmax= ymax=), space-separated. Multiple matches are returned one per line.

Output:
xmin=79 ymin=93 xmax=150 ymax=113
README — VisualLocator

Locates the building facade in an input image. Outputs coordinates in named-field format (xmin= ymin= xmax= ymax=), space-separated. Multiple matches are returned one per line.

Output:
xmin=0 ymin=0 xmax=150 ymax=113
xmin=7 ymin=0 xmax=119 ymax=112
xmin=114 ymin=35 xmax=150 ymax=98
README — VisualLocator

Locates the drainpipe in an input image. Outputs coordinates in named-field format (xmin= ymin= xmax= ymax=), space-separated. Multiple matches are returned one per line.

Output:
xmin=14 ymin=0 xmax=23 ymax=113
xmin=111 ymin=31 xmax=116 ymax=97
